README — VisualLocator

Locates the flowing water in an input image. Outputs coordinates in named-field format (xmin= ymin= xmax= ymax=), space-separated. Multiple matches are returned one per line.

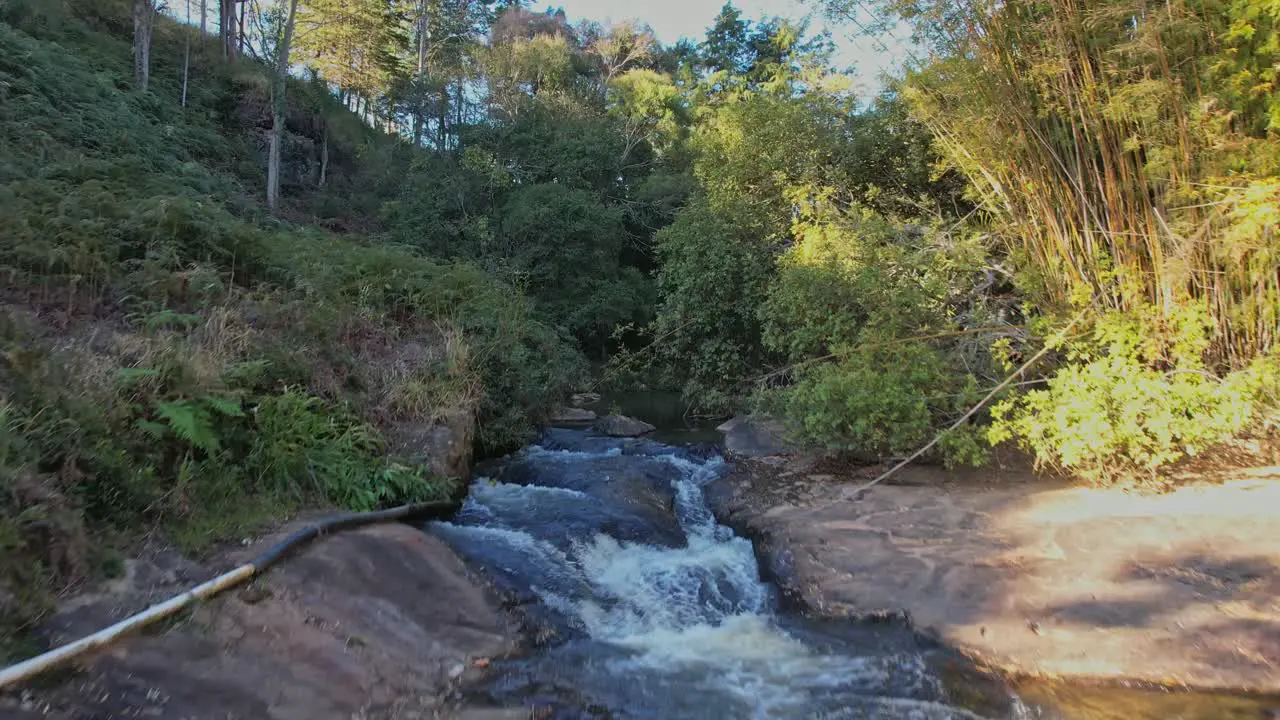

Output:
xmin=428 ymin=430 xmax=1026 ymax=719
xmin=427 ymin=429 xmax=1280 ymax=719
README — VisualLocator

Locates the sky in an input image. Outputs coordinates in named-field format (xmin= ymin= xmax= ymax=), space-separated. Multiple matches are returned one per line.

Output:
xmin=532 ymin=0 xmax=911 ymax=94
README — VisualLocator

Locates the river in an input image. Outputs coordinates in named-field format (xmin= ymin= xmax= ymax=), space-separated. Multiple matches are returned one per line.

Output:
xmin=427 ymin=429 xmax=1035 ymax=719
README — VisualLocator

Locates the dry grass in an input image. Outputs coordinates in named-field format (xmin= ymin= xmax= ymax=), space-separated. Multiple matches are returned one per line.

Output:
xmin=377 ymin=324 xmax=483 ymax=427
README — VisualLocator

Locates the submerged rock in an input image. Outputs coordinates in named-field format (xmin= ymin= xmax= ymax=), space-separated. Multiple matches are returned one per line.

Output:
xmin=549 ymin=407 xmax=597 ymax=424
xmin=594 ymin=414 xmax=656 ymax=437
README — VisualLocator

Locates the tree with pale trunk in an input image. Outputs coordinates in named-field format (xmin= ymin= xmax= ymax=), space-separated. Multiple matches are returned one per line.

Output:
xmin=133 ymin=0 xmax=156 ymax=91
xmin=267 ymin=0 xmax=300 ymax=211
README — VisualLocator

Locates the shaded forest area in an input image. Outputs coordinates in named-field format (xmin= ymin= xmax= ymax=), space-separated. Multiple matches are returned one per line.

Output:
xmin=1 ymin=0 xmax=1278 ymax=654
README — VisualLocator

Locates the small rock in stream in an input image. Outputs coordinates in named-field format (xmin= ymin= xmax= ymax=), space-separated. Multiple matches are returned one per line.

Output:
xmin=593 ymin=414 xmax=656 ymax=437
xmin=549 ymin=407 xmax=597 ymax=424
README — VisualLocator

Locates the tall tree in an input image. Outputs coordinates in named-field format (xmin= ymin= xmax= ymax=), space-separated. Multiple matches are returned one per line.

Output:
xmin=182 ymin=0 xmax=192 ymax=106
xmin=132 ymin=0 xmax=155 ymax=91
xmin=295 ymin=0 xmax=410 ymax=128
xmin=220 ymin=0 xmax=238 ymax=58
xmin=268 ymin=0 xmax=301 ymax=211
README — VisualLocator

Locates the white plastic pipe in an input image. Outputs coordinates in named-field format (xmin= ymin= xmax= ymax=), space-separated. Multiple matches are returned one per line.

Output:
xmin=0 ymin=564 xmax=257 ymax=690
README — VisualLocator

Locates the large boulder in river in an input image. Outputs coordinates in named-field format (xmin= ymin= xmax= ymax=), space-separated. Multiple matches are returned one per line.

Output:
xmin=570 ymin=392 xmax=602 ymax=407
xmin=388 ymin=407 xmax=475 ymax=481
xmin=717 ymin=414 xmax=794 ymax=457
xmin=20 ymin=522 xmax=516 ymax=719
xmin=594 ymin=414 xmax=656 ymax=437
xmin=492 ymin=452 xmax=686 ymax=548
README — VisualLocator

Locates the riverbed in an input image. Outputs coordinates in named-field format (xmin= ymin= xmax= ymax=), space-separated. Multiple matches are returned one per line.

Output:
xmin=427 ymin=429 xmax=1031 ymax=719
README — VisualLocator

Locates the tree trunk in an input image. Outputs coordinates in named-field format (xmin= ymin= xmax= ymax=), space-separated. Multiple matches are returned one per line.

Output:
xmin=455 ymin=82 xmax=463 ymax=131
xmin=319 ymin=121 xmax=329 ymax=188
xmin=199 ymin=0 xmax=207 ymax=34
xmin=132 ymin=0 xmax=154 ymax=92
xmin=417 ymin=2 xmax=428 ymax=73
xmin=220 ymin=0 xmax=237 ymax=59
xmin=412 ymin=1 xmax=428 ymax=147
xmin=437 ymin=86 xmax=447 ymax=149
xmin=268 ymin=0 xmax=300 ymax=212
xmin=181 ymin=0 xmax=192 ymax=106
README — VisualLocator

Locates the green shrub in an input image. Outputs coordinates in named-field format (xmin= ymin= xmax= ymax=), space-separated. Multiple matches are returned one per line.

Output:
xmin=761 ymin=343 xmax=987 ymax=466
xmin=648 ymin=197 xmax=778 ymax=413
xmin=990 ymin=310 xmax=1280 ymax=483
xmin=249 ymin=390 xmax=443 ymax=511
xmin=755 ymin=210 xmax=991 ymax=466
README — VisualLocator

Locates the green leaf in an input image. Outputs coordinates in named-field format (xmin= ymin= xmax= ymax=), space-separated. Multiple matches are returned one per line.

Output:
xmin=203 ymin=395 xmax=244 ymax=417
xmin=155 ymin=400 xmax=219 ymax=453
xmin=135 ymin=419 xmax=168 ymax=439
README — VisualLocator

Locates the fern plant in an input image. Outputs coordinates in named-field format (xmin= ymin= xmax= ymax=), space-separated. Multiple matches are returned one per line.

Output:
xmin=136 ymin=395 xmax=244 ymax=455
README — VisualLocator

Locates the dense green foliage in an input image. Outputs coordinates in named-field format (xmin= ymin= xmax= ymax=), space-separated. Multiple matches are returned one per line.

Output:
xmin=642 ymin=0 xmax=1278 ymax=476
xmin=4 ymin=0 xmax=1279 ymax=658
xmin=822 ymin=0 xmax=1280 ymax=478
xmin=0 ymin=0 xmax=581 ymax=646
xmin=633 ymin=22 xmax=988 ymax=463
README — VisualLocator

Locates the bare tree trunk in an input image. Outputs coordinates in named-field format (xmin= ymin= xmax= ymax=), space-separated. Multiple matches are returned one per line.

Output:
xmin=268 ymin=0 xmax=300 ymax=212
xmin=220 ymin=0 xmax=237 ymax=59
xmin=455 ymin=82 xmax=463 ymax=131
xmin=133 ymin=0 xmax=154 ymax=91
xmin=417 ymin=1 xmax=427 ymax=74
xmin=181 ymin=0 xmax=192 ymax=106
xmin=411 ymin=1 xmax=428 ymax=147
xmin=200 ymin=0 xmax=207 ymax=34
xmin=319 ymin=121 xmax=329 ymax=188
xmin=437 ymin=86 xmax=447 ymax=149
xmin=237 ymin=0 xmax=246 ymax=54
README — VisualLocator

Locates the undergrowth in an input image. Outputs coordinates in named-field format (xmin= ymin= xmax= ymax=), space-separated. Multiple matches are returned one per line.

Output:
xmin=0 ymin=1 xmax=582 ymax=656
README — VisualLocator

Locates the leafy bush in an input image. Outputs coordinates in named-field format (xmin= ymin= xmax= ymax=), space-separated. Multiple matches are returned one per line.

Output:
xmin=761 ymin=343 xmax=987 ymax=466
xmin=990 ymin=310 xmax=1280 ymax=483
xmin=755 ymin=209 xmax=991 ymax=466
xmin=250 ymin=390 xmax=443 ymax=511
xmin=648 ymin=197 xmax=778 ymax=413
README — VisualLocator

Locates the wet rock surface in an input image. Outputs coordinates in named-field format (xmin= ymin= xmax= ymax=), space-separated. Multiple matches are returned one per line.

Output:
xmin=717 ymin=414 xmax=793 ymax=457
xmin=707 ymin=458 xmax=1280 ymax=694
xmin=7 ymin=522 xmax=516 ymax=719
xmin=388 ymin=408 xmax=476 ymax=480
xmin=548 ymin=407 xmax=596 ymax=424
xmin=593 ymin=413 xmax=656 ymax=437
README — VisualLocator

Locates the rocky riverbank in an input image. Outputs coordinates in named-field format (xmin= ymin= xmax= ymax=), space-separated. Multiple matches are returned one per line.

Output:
xmin=706 ymin=454 xmax=1280 ymax=694
xmin=2 ymin=519 xmax=519 ymax=720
